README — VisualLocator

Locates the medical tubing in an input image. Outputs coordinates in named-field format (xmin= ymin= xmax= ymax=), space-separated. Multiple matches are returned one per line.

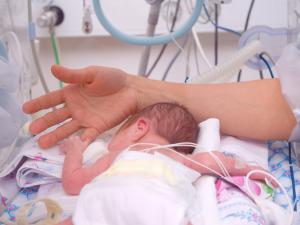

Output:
xmin=245 ymin=170 xmax=294 ymax=225
xmin=128 ymin=142 xmax=225 ymax=177
xmin=208 ymin=151 xmax=230 ymax=177
xmin=185 ymin=0 xmax=212 ymax=70
xmin=28 ymin=0 xmax=50 ymax=94
xmin=191 ymin=40 xmax=263 ymax=83
xmin=146 ymin=44 xmax=167 ymax=76
xmin=50 ymin=31 xmax=60 ymax=65
xmin=129 ymin=142 xmax=248 ymax=180
xmin=146 ymin=0 xmax=182 ymax=77
xmin=185 ymin=36 xmax=193 ymax=80
xmin=259 ymin=54 xmax=274 ymax=78
xmin=237 ymin=0 xmax=256 ymax=82
xmin=92 ymin=0 xmax=203 ymax=46
xmin=50 ymin=30 xmax=63 ymax=88
xmin=260 ymin=52 xmax=275 ymax=65
xmin=214 ymin=4 xmax=218 ymax=66
xmin=202 ymin=4 xmax=241 ymax=37
xmin=289 ymin=142 xmax=297 ymax=211
xmin=138 ymin=3 xmax=162 ymax=76
xmin=244 ymin=0 xmax=255 ymax=31
xmin=259 ymin=70 xmax=264 ymax=80
xmin=192 ymin=40 xmax=201 ymax=76
xmin=162 ymin=34 xmax=189 ymax=81
xmin=191 ymin=27 xmax=213 ymax=68
xmin=127 ymin=141 xmax=292 ymax=222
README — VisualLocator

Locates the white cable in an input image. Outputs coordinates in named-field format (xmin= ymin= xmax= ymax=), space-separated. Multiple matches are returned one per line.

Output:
xmin=28 ymin=0 xmax=50 ymax=94
xmin=166 ymin=0 xmax=185 ymax=52
xmin=127 ymin=142 xmax=226 ymax=178
xmin=245 ymin=170 xmax=294 ymax=225
xmin=208 ymin=151 xmax=230 ymax=177
xmin=191 ymin=27 xmax=213 ymax=68
xmin=126 ymin=142 xmax=292 ymax=224
xmin=165 ymin=0 xmax=190 ymax=77
xmin=184 ymin=0 xmax=213 ymax=70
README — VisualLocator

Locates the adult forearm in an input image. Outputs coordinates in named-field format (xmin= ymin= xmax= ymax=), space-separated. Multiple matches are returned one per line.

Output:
xmin=129 ymin=76 xmax=296 ymax=141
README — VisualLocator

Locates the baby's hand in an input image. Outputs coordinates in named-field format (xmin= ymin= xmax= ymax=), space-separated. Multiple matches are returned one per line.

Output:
xmin=245 ymin=165 xmax=279 ymax=188
xmin=60 ymin=136 xmax=89 ymax=154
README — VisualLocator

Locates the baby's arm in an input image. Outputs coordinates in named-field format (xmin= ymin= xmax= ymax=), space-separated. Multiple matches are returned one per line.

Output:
xmin=188 ymin=152 xmax=263 ymax=177
xmin=159 ymin=149 xmax=270 ymax=182
xmin=61 ymin=136 xmax=119 ymax=195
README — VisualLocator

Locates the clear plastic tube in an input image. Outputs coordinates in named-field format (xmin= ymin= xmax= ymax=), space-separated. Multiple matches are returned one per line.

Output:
xmin=92 ymin=0 xmax=204 ymax=46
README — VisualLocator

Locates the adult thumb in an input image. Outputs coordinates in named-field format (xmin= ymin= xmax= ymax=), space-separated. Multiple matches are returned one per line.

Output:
xmin=51 ymin=65 xmax=97 ymax=84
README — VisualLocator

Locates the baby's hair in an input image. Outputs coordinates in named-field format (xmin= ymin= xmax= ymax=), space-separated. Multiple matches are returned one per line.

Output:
xmin=124 ymin=102 xmax=199 ymax=154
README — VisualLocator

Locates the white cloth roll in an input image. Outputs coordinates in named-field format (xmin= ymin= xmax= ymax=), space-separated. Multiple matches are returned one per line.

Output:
xmin=195 ymin=118 xmax=220 ymax=153
xmin=191 ymin=118 xmax=221 ymax=225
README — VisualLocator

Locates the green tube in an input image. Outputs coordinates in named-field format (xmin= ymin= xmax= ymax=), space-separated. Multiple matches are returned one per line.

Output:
xmin=50 ymin=31 xmax=63 ymax=88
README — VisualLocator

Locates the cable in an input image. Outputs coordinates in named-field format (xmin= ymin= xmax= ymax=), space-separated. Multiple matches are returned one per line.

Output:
xmin=259 ymin=70 xmax=264 ymax=80
xmin=208 ymin=151 xmax=230 ymax=177
xmin=237 ymin=0 xmax=256 ymax=82
xmin=93 ymin=0 xmax=204 ymax=45
xmin=161 ymin=33 xmax=190 ymax=81
xmin=192 ymin=40 xmax=201 ymax=77
xmin=288 ymin=142 xmax=297 ymax=211
xmin=165 ymin=0 xmax=186 ymax=54
xmin=259 ymin=53 xmax=274 ymax=78
xmin=185 ymin=35 xmax=193 ymax=81
xmin=28 ymin=0 xmax=50 ymax=94
xmin=246 ymin=170 xmax=294 ymax=225
xmin=203 ymin=4 xmax=241 ymax=37
xmin=214 ymin=4 xmax=218 ymax=66
xmin=146 ymin=0 xmax=181 ymax=77
xmin=185 ymin=0 xmax=213 ymax=69
xmin=192 ymin=27 xmax=213 ymax=69
xmin=146 ymin=45 xmax=167 ymax=77
xmin=127 ymin=142 xmax=226 ymax=178
xmin=244 ymin=0 xmax=255 ymax=32
xmin=237 ymin=68 xmax=264 ymax=82
xmin=260 ymin=51 xmax=275 ymax=65
xmin=126 ymin=141 xmax=293 ymax=223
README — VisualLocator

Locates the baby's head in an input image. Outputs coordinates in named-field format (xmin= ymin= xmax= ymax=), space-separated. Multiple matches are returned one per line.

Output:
xmin=108 ymin=102 xmax=199 ymax=154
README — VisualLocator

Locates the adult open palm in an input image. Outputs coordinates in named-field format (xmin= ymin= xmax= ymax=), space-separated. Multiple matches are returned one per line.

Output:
xmin=23 ymin=65 xmax=138 ymax=148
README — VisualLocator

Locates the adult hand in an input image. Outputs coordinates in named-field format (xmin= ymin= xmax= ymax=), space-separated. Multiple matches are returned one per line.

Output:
xmin=23 ymin=65 xmax=138 ymax=148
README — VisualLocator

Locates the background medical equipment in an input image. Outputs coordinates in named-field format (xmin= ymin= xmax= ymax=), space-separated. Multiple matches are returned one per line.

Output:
xmin=0 ymin=0 xmax=300 ymax=224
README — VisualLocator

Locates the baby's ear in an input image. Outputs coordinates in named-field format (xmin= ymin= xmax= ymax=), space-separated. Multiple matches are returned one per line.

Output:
xmin=132 ymin=117 xmax=150 ymax=141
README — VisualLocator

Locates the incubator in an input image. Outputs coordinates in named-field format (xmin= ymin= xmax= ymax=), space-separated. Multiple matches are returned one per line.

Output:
xmin=0 ymin=0 xmax=300 ymax=224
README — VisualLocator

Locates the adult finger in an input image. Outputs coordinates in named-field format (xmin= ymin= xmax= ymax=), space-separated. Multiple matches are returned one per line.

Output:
xmin=22 ymin=89 xmax=64 ymax=114
xmin=30 ymin=107 xmax=71 ymax=135
xmin=37 ymin=120 xmax=81 ymax=149
xmin=51 ymin=65 xmax=98 ymax=84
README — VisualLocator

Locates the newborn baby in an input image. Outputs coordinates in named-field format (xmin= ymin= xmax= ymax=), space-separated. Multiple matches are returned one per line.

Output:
xmin=57 ymin=103 xmax=268 ymax=225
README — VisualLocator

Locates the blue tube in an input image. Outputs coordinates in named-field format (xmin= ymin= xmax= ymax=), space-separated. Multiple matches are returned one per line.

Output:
xmin=259 ymin=54 xmax=275 ymax=78
xmin=93 ymin=0 xmax=203 ymax=46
